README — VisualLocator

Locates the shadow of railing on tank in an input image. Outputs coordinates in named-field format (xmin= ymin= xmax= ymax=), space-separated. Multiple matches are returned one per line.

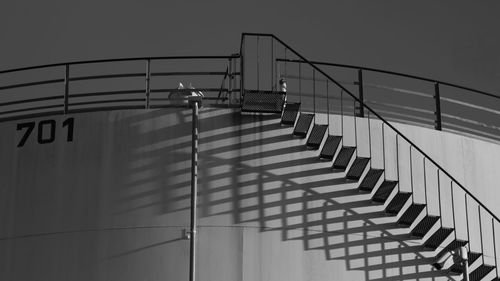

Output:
xmin=116 ymin=109 xmax=455 ymax=281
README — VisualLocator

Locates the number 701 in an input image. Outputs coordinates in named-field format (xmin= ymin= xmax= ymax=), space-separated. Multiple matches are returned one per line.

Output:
xmin=17 ymin=118 xmax=74 ymax=147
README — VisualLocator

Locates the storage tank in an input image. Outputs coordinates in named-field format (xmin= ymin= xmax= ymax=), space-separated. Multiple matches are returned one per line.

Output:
xmin=1 ymin=33 xmax=499 ymax=281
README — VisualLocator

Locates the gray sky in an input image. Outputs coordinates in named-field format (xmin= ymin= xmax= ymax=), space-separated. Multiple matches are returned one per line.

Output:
xmin=1 ymin=0 xmax=500 ymax=93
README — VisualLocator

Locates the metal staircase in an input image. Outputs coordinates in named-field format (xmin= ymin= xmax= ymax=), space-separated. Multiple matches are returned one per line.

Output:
xmin=239 ymin=33 xmax=500 ymax=281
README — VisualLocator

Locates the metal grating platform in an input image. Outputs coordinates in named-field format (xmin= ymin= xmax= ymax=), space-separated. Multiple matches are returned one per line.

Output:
xmin=423 ymin=227 xmax=454 ymax=250
xmin=281 ymin=102 xmax=301 ymax=125
xmin=332 ymin=146 xmax=356 ymax=170
xmin=320 ymin=135 xmax=342 ymax=160
xmin=385 ymin=192 xmax=412 ymax=215
xmin=241 ymin=90 xmax=285 ymax=113
xmin=372 ymin=180 xmax=398 ymax=203
xmin=293 ymin=113 xmax=314 ymax=137
xmin=306 ymin=124 xmax=328 ymax=149
xmin=359 ymin=169 xmax=384 ymax=192
xmin=469 ymin=265 xmax=495 ymax=281
xmin=410 ymin=215 xmax=440 ymax=238
xmin=397 ymin=204 xmax=426 ymax=227
xmin=346 ymin=157 xmax=370 ymax=180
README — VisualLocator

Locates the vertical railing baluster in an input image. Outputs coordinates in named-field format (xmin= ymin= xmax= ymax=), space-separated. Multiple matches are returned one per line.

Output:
xmin=451 ymin=182 xmax=457 ymax=238
xmin=256 ymin=37 xmax=260 ymax=91
xmin=382 ymin=123 xmax=385 ymax=178
xmin=228 ymin=58 xmax=232 ymax=105
xmin=357 ymin=69 xmax=364 ymax=117
xmin=240 ymin=37 xmax=245 ymax=105
xmin=479 ymin=206 xmax=484 ymax=263
xmin=396 ymin=135 xmax=400 ymax=191
xmin=271 ymin=38 xmax=274 ymax=90
xmin=64 ymin=64 xmax=69 ymax=114
xmin=493 ymin=219 xmax=498 ymax=278
xmin=410 ymin=146 xmax=414 ymax=202
xmin=423 ymin=158 xmax=428 ymax=215
xmin=368 ymin=111 xmax=372 ymax=167
xmin=145 ymin=59 xmax=151 ymax=109
xmin=434 ymin=82 xmax=442 ymax=130
xmin=437 ymin=170 xmax=443 ymax=227
xmin=465 ymin=195 xmax=471 ymax=247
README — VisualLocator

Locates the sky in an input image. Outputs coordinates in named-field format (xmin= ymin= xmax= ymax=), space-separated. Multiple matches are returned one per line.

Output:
xmin=0 ymin=0 xmax=500 ymax=94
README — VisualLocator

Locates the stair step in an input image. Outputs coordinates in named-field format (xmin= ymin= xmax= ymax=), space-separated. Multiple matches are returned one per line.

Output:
xmin=410 ymin=215 xmax=440 ymax=238
xmin=385 ymin=192 xmax=412 ymax=215
xmin=320 ymin=135 xmax=342 ymax=160
xmin=346 ymin=157 xmax=370 ymax=180
xmin=306 ymin=124 xmax=328 ymax=149
xmin=293 ymin=113 xmax=314 ymax=137
xmin=359 ymin=169 xmax=384 ymax=191
xmin=332 ymin=146 xmax=356 ymax=170
xmin=469 ymin=252 xmax=482 ymax=266
xmin=241 ymin=90 xmax=285 ymax=113
xmin=281 ymin=102 xmax=301 ymax=125
xmin=372 ymin=180 xmax=398 ymax=203
xmin=441 ymin=239 xmax=469 ymax=254
xmin=423 ymin=227 xmax=454 ymax=250
xmin=470 ymin=265 xmax=496 ymax=281
xmin=397 ymin=204 xmax=426 ymax=227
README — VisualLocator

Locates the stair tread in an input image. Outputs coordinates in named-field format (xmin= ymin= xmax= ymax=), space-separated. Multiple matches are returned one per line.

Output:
xmin=332 ymin=146 xmax=356 ymax=170
xmin=306 ymin=124 xmax=328 ymax=149
xmin=385 ymin=192 xmax=412 ymax=215
xmin=320 ymin=135 xmax=342 ymax=160
xmin=293 ymin=113 xmax=314 ymax=137
xmin=397 ymin=204 xmax=426 ymax=227
xmin=281 ymin=102 xmax=301 ymax=125
xmin=372 ymin=180 xmax=398 ymax=203
xmin=359 ymin=169 xmax=384 ymax=191
xmin=469 ymin=252 xmax=482 ymax=266
xmin=410 ymin=215 xmax=440 ymax=237
xmin=423 ymin=227 xmax=454 ymax=250
xmin=241 ymin=90 xmax=285 ymax=113
xmin=346 ymin=157 xmax=370 ymax=180
xmin=470 ymin=264 xmax=496 ymax=281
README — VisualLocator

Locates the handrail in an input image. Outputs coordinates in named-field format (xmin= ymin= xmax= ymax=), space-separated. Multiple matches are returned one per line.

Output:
xmin=241 ymin=32 xmax=500 ymax=224
xmin=276 ymin=58 xmax=500 ymax=100
xmin=0 ymin=55 xmax=240 ymax=74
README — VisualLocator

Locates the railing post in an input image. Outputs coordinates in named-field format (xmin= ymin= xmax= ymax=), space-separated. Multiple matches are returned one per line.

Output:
xmin=240 ymin=39 xmax=245 ymax=106
xmin=434 ymin=82 xmax=442 ymax=130
xmin=64 ymin=64 xmax=69 ymax=114
xmin=228 ymin=58 xmax=232 ymax=105
xmin=145 ymin=59 xmax=151 ymax=109
xmin=357 ymin=69 xmax=364 ymax=117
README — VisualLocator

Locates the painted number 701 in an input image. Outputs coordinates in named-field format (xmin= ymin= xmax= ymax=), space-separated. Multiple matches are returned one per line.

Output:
xmin=17 ymin=117 xmax=74 ymax=147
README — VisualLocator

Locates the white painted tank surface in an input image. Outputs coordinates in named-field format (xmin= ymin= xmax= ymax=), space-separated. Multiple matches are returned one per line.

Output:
xmin=1 ymin=107 xmax=499 ymax=281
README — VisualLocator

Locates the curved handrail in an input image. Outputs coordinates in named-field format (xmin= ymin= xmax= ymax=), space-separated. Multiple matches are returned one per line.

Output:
xmin=277 ymin=58 xmax=500 ymax=100
xmin=0 ymin=55 xmax=240 ymax=74
xmin=241 ymin=32 xmax=500 ymax=224
xmin=0 ymin=55 xmax=242 ymax=121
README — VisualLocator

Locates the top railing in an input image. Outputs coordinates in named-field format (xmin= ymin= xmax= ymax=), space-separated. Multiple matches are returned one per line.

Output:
xmin=0 ymin=55 xmax=241 ymax=122
xmin=274 ymin=58 xmax=500 ymax=144
xmin=240 ymin=32 xmax=499 ymax=268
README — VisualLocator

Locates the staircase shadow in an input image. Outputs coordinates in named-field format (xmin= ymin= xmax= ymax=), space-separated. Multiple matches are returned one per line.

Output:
xmin=119 ymin=109 xmax=456 ymax=281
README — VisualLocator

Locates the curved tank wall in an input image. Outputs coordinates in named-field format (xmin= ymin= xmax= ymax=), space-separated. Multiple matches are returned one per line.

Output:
xmin=0 ymin=107 xmax=499 ymax=281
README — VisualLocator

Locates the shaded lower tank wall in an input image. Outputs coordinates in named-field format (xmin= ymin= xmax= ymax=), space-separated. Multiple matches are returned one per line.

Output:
xmin=0 ymin=108 xmax=498 ymax=281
